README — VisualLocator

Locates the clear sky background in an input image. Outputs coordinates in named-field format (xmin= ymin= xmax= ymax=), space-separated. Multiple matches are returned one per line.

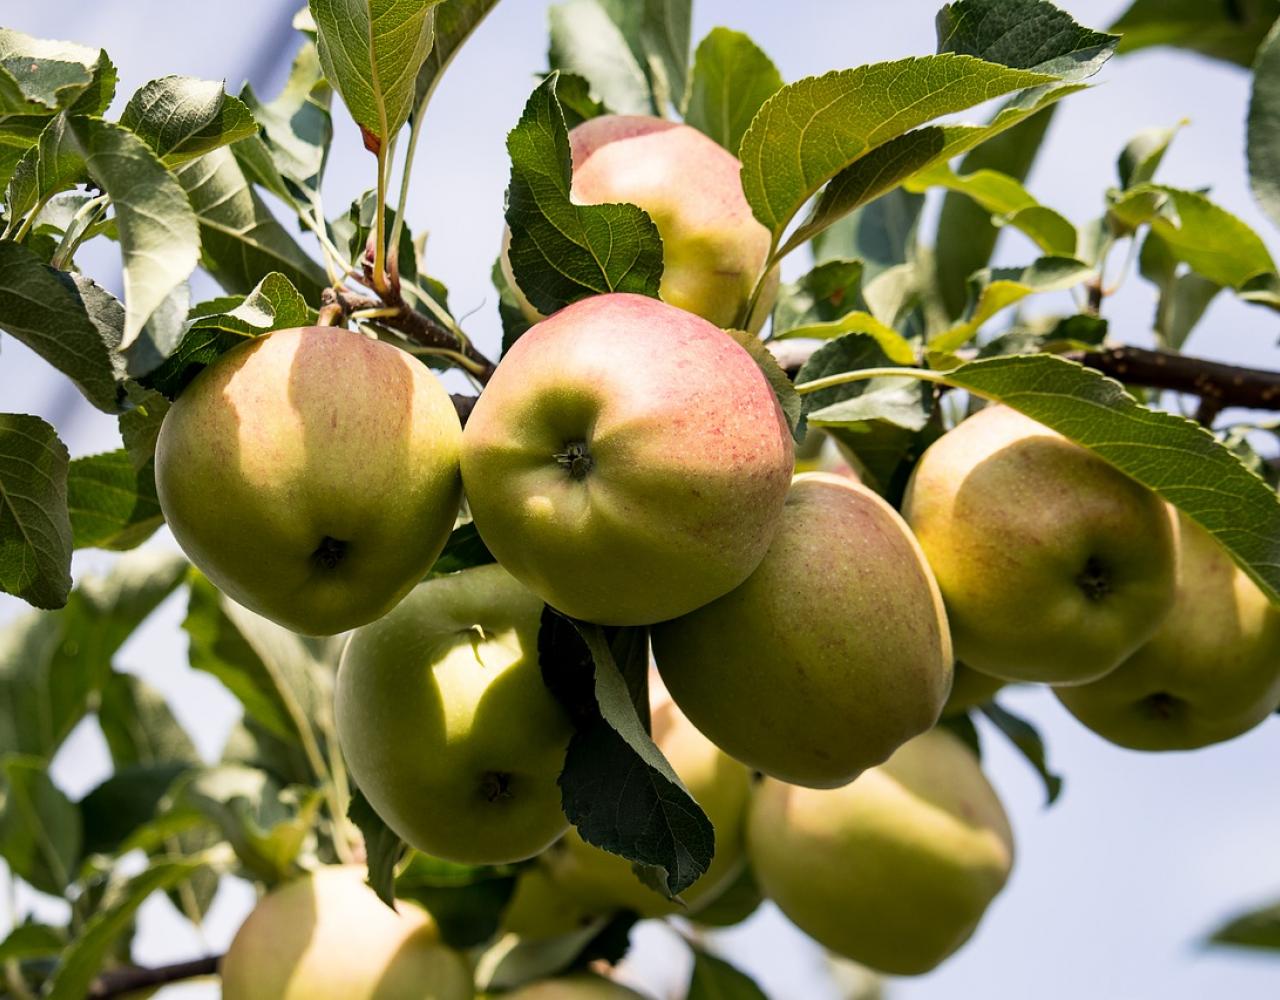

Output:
xmin=2 ymin=2 xmax=1279 ymax=998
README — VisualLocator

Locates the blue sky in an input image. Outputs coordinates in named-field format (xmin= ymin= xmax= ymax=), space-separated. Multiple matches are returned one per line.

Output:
xmin=2 ymin=2 xmax=1279 ymax=998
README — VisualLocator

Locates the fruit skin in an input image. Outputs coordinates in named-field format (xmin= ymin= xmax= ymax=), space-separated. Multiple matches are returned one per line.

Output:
xmin=1055 ymin=512 xmax=1280 ymax=750
xmin=461 ymin=293 xmax=794 ymax=625
xmin=653 ymin=473 xmax=953 ymax=788
xmin=485 ymin=973 xmax=649 ymax=999
xmin=902 ymin=405 xmax=1177 ymax=685
xmin=543 ymin=695 xmax=753 ymax=918
xmin=336 ymin=564 xmax=572 ymax=865
xmin=499 ymin=866 xmax=607 ymax=940
xmin=748 ymin=728 xmax=1014 ymax=977
xmin=503 ymin=114 xmax=776 ymax=331
xmin=942 ymin=663 xmax=1008 ymax=717
xmin=220 ymin=865 xmax=472 ymax=1000
xmin=155 ymin=326 xmax=462 ymax=636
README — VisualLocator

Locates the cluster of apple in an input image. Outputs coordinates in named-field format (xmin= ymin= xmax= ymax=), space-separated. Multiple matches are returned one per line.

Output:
xmin=154 ymin=115 xmax=1280 ymax=998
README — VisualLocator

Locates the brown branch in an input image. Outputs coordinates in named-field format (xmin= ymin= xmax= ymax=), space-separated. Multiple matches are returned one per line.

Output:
xmin=1065 ymin=346 xmax=1280 ymax=412
xmin=89 ymin=956 xmax=220 ymax=998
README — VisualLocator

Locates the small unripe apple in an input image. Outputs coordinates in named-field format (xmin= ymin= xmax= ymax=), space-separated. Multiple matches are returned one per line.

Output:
xmin=902 ymin=405 xmax=1177 ymax=684
xmin=336 ymin=564 xmax=572 ymax=865
xmin=748 ymin=728 xmax=1014 ymax=976
xmin=653 ymin=473 xmax=953 ymax=788
xmin=220 ymin=865 xmax=472 ymax=1000
xmin=1056 ymin=511 xmax=1280 ymax=750
xmin=503 ymin=115 xmax=776 ymax=330
xmin=155 ymin=326 xmax=462 ymax=635
xmin=461 ymin=293 xmax=794 ymax=626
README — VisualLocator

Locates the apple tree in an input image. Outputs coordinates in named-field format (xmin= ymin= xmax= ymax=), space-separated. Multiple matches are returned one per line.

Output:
xmin=1 ymin=0 xmax=1279 ymax=996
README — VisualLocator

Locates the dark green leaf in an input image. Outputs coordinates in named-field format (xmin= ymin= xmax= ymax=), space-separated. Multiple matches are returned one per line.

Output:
xmin=118 ymin=386 xmax=170 ymax=472
xmin=98 ymin=672 xmax=199 ymax=768
xmin=121 ymin=76 xmax=258 ymax=167
xmin=942 ymin=354 xmax=1280 ymax=604
xmin=0 ymin=754 xmax=81 ymax=894
xmin=395 ymin=853 xmax=517 ymax=949
xmin=491 ymin=255 xmax=533 ymax=352
xmin=0 ymin=413 xmax=71 ymax=609
xmin=1111 ymin=0 xmax=1280 ymax=67
xmin=1209 ymin=899 xmax=1280 ymax=951
xmin=504 ymin=73 xmax=663 ymax=315
xmin=687 ymin=947 xmax=769 ymax=1000
xmin=78 ymin=762 xmax=190 ymax=856
xmin=0 ymin=922 xmax=65 ymax=965
xmin=1253 ymin=20 xmax=1280 ymax=236
xmin=66 ymin=450 xmax=164 ymax=552
xmin=771 ymin=258 xmax=867 ymax=336
xmin=980 ymin=703 xmax=1062 ymax=805
xmin=348 ymin=785 xmax=404 ymax=907
xmin=812 ymin=189 xmax=925 ymax=284
xmin=310 ymin=0 xmax=444 ymax=148
xmin=0 ymin=241 xmax=125 ymax=412
xmin=174 ymin=147 xmax=327 ymax=300
xmin=937 ymin=0 xmax=1119 ymax=79
xmin=939 ymin=711 xmax=983 ymax=759
xmin=685 ymin=28 xmax=782 ymax=156
xmin=429 ymin=521 xmax=495 ymax=576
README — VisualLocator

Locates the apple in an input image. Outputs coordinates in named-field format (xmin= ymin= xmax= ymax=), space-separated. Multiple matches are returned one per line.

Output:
xmin=486 ymin=973 xmax=649 ymax=999
xmin=460 ymin=292 xmax=794 ymax=625
xmin=942 ymin=663 xmax=1008 ymax=717
xmin=335 ymin=563 xmax=572 ymax=865
xmin=902 ymin=405 xmax=1177 ymax=684
xmin=503 ymin=115 xmax=776 ymax=331
xmin=542 ymin=691 xmax=752 ymax=918
xmin=1055 ymin=511 xmax=1280 ymax=750
xmin=652 ymin=472 xmax=953 ymax=788
xmin=688 ymin=862 xmax=763 ymax=928
xmin=155 ymin=326 xmax=462 ymax=636
xmin=748 ymin=727 xmax=1015 ymax=977
xmin=220 ymin=865 xmax=472 ymax=1000
xmin=500 ymin=866 xmax=607 ymax=940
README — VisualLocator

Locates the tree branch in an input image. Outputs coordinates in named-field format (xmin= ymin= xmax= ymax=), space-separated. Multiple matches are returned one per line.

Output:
xmin=89 ymin=956 xmax=220 ymax=998
xmin=1064 ymin=346 xmax=1280 ymax=411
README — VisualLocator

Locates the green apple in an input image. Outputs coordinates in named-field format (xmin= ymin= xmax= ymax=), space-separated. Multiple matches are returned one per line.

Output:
xmin=653 ymin=472 xmax=953 ymax=788
xmin=335 ymin=563 xmax=572 ymax=864
xmin=902 ymin=405 xmax=1177 ymax=684
xmin=486 ymin=973 xmax=649 ymax=999
xmin=542 ymin=693 xmax=752 ymax=918
xmin=1055 ymin=511 xmax=1280 ymax=750
xmin=748 ymin=727 xmax=1014 ymax=977
xmin=502 ymin=114 xmax=776 ymax=331
xmin=155 ymin=326 xmax=462 ymax=636
xmin=460 ymin=292 xmax=794 ymax=625
xmin=500 ymin=866 xmax=608 ymax=940
xmin=688 ymin=862 xmax=763 ymax=928
xmin=220 ymin=865 xmax=472 ymax=1000
xmin=942 ymin=663 xmax=1008 ymax=717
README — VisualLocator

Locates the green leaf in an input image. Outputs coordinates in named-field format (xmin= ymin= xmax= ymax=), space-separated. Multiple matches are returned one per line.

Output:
xmin=395 ymin=853 xmax=517 ymax=949
xmin=348 ymin=786 xmax=404 ymax=906
xmin=140 ymin=271 xmax=313 ymax=399
xmin=44 ymin=856 xmax=210 ymax=1000
xmin=183 ymin=574 xmax=330 ymax=751
xmin=979 ymin=703 xmax=1062 ymax=806
xmin=429 ymin=521 xmax=495 ymax=576
xmin=801 ymin=333 xmax=933 ymax=432
xmin=739 ymin=55 xmax=1056 ymax=244
xmin=725 ymin=329 xmax=803 ymax=441
xmin=933 ymin=257 xmax=1094 ymax=352
xmin=0 ymin=413 xmax=71 ymax=610
xmin=687 ymin=948 xmax=769 ymax=1000
xmin=0 ymin=241 xmax=125 ymax=412
xmin=0 ymin=550 xmax=187 ymax=760
xmin=909 ymin=162 xmax=1077 ymax=256
xmin=0 ymin=29 xmax=105 ymax=118
xmin=121 ymin=76 xmax=258 ymax=168
xmin=53 ymin=117 xmax=201 ymax=356
xmin=1254 ymin=19 xmax=1280 ymax=237
xmin=627 ymin=0 xmax=693 ymax=115
xmin=1119 ymin=123 xmax=1182 ymax=190
xmin=174 ymin=146 xmax=328 ymax=300
xmin=0 ymin=922 xmax=65 ymax=965
xmin=118 ymin=386 xmax=171 ymax=472
xmin=812 ymin=189 xmax=925 ymax=285
xmin=937 ymin=0 xmax=1119 ymax=79
xmin=1111 ymin=0 xmax=1280 ymax=67
xmin=1110 ymin=184 xmax=1278 ymax=292
xmin=1209 ymin=899 xmax=1280 ymax=951
xmin=549 ymin=0 xmax=652 ymax=115
xmin=940 ymin=354 xmax=1280 ymax=604
xmin=66 ymin=450 xmax=163 ymax=552
xmin=1139 ymin=230 xmax=1223 ymax=350
xmin=771 ymin=258 xmax=866 ymax=336
xmin=932 ymin=103 xmax=1058 ymax=319
xmin=310 ymin=0 xmax=444 ymax=149
xmin=0 ymin=754 xmax=81 ymax=894
xmin=684 ymin=28 xmax=782 ymax=155
xmin=544 ymin=615 xmax=713 ymax=899
xmin=504 ymin=73 xmax=663 ymax=315
xmin=78 ymin=761 xmax=190 ymax=856
xmin=415 ymin=0 xmax=501 ymax=108
xmin=99 ymin=672 xmax=199 ymax=768
xmin=491 ymin=255 xmax=533 ymax=353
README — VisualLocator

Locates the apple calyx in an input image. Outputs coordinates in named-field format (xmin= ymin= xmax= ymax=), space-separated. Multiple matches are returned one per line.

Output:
xmin=311 ymin=536 xmax=349 ymax=571
xmin=1074 ymin=556 xmax=1112 ymax=601
xmin=481 ymin=770 xmax=516 ymax=802
xmin=554 ymin=441 xmax=595 ymax=480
